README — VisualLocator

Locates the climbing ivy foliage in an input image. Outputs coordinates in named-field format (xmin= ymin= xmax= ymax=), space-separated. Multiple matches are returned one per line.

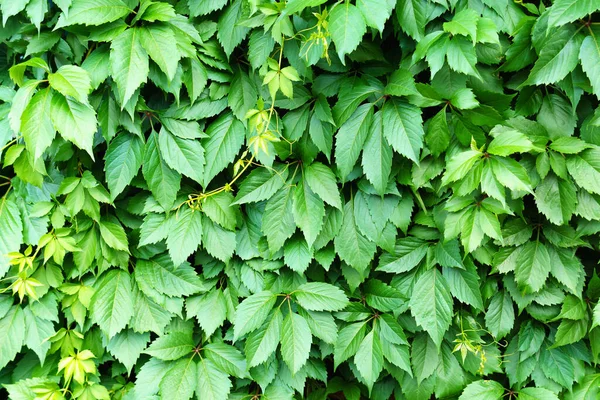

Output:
xmin=2 ymin=0 xmax=600 ymax=399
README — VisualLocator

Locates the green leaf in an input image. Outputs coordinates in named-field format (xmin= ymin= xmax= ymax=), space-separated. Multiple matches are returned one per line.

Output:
xmin=8 ymin=79 xmax=40 ymax=134
xmin=305 ymin=162 xmax=342 ymax=209
xmin=107 ymin=330 xmax=150 ymax=373
xmin=535 ymin=174 xmax=576 ymax=225
xmin=540 ymin=346 xmax=575 ymax=388
xmin=23 ymin=307 xmax=53 ymax=365
xmin=443 ymin=9 xmax=479 ymax=44
xmin=441 ymin=150 xmax=482 ymax=185
xmin=202 ymin=216 xmax=235 ymax=262
xmin=425 ymin=107 xmax=450 ymax=157
xmin=104 ymin=133 xmax=144 ymax=200
xmin=142 ymin=130 xmax=181 ymax=211
xmin=548 ymin=0 xmax=600 ymax=28
xmin=458 ymin=380 xmax=504 ymax=400
xmin=202 ymin=112 xmax=245 ymax=187
xmin=139 ymin=24 xmax=181 ymax=81
xmin=262 ymin=186 xmax=296 ymax=253
xmin=567 ymin=148 xmax=600 ymax=195
xmin=409 ymin=268 xmax=453 ymax=347
xmin=158 ymin=128 xmax=204 ymax=184
xmin=233 ymin=167 xmax=288 ymax=205
xmin=233 ymin=291 xmax=276 ymax=341
xmin=202 ymin=191 xmax=237 ymax=230
xmin=524 ymin=27 xmax=582 ymax=86
xmin=293 ymin=179 xmax=325 ymax=247
xmin=446 ymin=36 xmax=482 ymax=79
xmin=110 ymin=27 xmax=149 ymax=105
xmin=0 ymin=307 xmax=25 ymax=369
xmin=450 ymin=88 xmax=479 ymax=110
xmin=55 ymin=0 xmax=130 ymax=28
xmin=362 ymin=110 xmax=392 ymax=195
xmin=294 ymin=282 xmax=349 ymax=311
xmin=99 ymin=218 xmax=129 ymax=252
xmin=385 ymin=68 xmax=418 ymax=97
xmin=329 ymin=3 xmax=366 ymax=63
xmin=196 ymin=358 xmax=231 ymax=400
xmin=443 ymin=264 xmax=483 ymax=310
xmin=580 ymin=35 xmax=600 ymax=98
xmin=160 ymin=358 xmax=196 ymax=400
xmin=50 ymin=93 xmax=97 ymax=158
xmin=489 ymin=156 xmax=532 ymax=193
xmin=187 ymin=290 xmax=227 ymax=336
xmin=136 ymin=255 xmax=204 ymax=297
xmin=487 ymin=126 xmax=533 ymax=156
xmin=396 ymin=0 xmax=425 ymax=40
xmin=216 ymin=0 xmax=249 ymax=56
xmin=245 ymin=309 xmax=282 ymax=368
xmin=334 ymin=321 xmax=368 ymax=368
xmin=280 ymin=312 xmax=312 ymax=374
xmin=514 ymin=241 xmax=551 ymax=294
xmin=90 ymin=269 xmax=134 ymax=338
xmin=335 ymin=198 xmax=376 ymax=272
xmin=484 ymin=291 xmax=514 ymax=340
xmin=21 ymin=88 xmax=55 ymax=159
xmin=335 ymin=104 xmax=373 ymax=181
xmin=145 ymin=332 xmax=194 ymax=360
xmin=382 ymin=98 xmax=424 ymax=163
xmin=354 ymin=330 xmax=383 ymax=392
xmin=1 ymin=0 xmax=28 ymax=25
xmin=356 ymin=0 xmax=391 ymax=33
xmin=519 ymin=387 xmax=560 ymax=400
xmin=48 ymin=65 xmax=92 ymax=104
xmin=204 ymin=342 xmax=247 ymax=378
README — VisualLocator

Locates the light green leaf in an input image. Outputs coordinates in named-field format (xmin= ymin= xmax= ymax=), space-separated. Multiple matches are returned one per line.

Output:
xmin=0 ymin=307 xmax=25 ymax=370
xmin=233 ymin=291 xmax=276 ymax=341
xmin=110 ymin=28 xmax=149 ymax=106
xmin=104 ymin=133 xmax=144 ymax=200
xmin=382 ymin=98 xmax=424 ymax=163
xmin=334 ymin=321 xmax=367 ymax=368
xmin=334 ymin=198 xmax=376 ymax=272
xmin=294 ymin=282 xmax=349 ymax=312
xmin=489 ymin=156 xmax=533 ymax=193
xmin=90 ymin=269 xmax=134 ymax=338
xmin=458 ymin=380 xmax=504 ymax=400
xmin=202 ymin=112 xmax=245 ymax=187
xmin=280 ymin=312 xmax=312 ymax=374
xmin=136 ymin=255 xmax=204 ymax=297
xmin=50 ymin=93 xmax=97 ymax=158
xmin=446 ymin=36 xmax=482 ymax=79
xmin=48 ymin=65 xmax=91 ymax=104
xmin=142 ymin=131 xmax=181 ymax=211
xmin=335 ymin=103 xmax=373 ymax=181
xmin=55 ymin=0 xmax=130 ymax=28
xmin=305 ymin=162 xmax=342 ymax=209
xmin=99 ymin=218 xmax=129 ymax=252
xmin=107 ymin=330 xmax=150 ymax=373
xmin=233 ymin=167 xmax=288 ymax=205
xmin=580 ymin=35 xmax=600 ymax=98
xmin=515 ymin=241 xmax=551 ymax=294
xmin=535 ymin=174 xmax=576 ymax=225
xmin=21 ymin=88 xmax=55 ymax=159
xmin=23 ymin=307 xmax=53 ymax=365
xmin=354 ymin=330 xmax=383 ymax=393
xmin=202 ymin=191 xmax=237 ymax=230
xmin=443 ymin=9 xmax=479 ymax=44
xmin=362 ymin=110 xmax=392 ymax=196
xmin=160 ymin=358 xmax=196 ymax=400
xmin=187 ymin=290 xmax=227 ymax=336
xmin=524 ymin=27 xmax=582 ymax=86
xmin=196 ymin=358 xmax=231 ymax=400
xmin=484 ymin=291 xmax=514 ymax=340
xmin=216 ymin=0 xmax=249 ymax=56
xmin=262 ymin=186 xmax=296 ymax=253
xmin=548 ymin=0 xmax=600 ymax=28
xmin=567 ymin=148 xmax=600 ymax=195
xmin=139 ymin=24 xmax=181 ymax=81
xmin=396 ymin=0 xmax=425 ymax=40
xmin=245 ymin=309 xmax=282 ymax=368
xmin=329 ymin=3 xmax=366 ymax=63
xmin=158 ymin=128 xmax=204 ymax=184
xmin=409 ymin=268 xmax=453 ymax=347
xmin=1 ymin=0 xmax=28 ymax=25
xmin=145 ymin=332 xmax=194 ymax=360
xmin=487 ymin=126 xmax=533 ymax=156
xmin=356 ymin=0 xmax=391 ymax=32
xmin=202 ymin=216 xmax=235 ymax=262
xmin=203 ymin=343 xmax=247 ymax=377
xmin=293 ymin=179 xmax=325 ymax=247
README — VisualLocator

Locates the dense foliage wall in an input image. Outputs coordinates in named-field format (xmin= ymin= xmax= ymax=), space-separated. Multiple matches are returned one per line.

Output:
xmin=1 ymin=0 xmax=600 ymax=399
